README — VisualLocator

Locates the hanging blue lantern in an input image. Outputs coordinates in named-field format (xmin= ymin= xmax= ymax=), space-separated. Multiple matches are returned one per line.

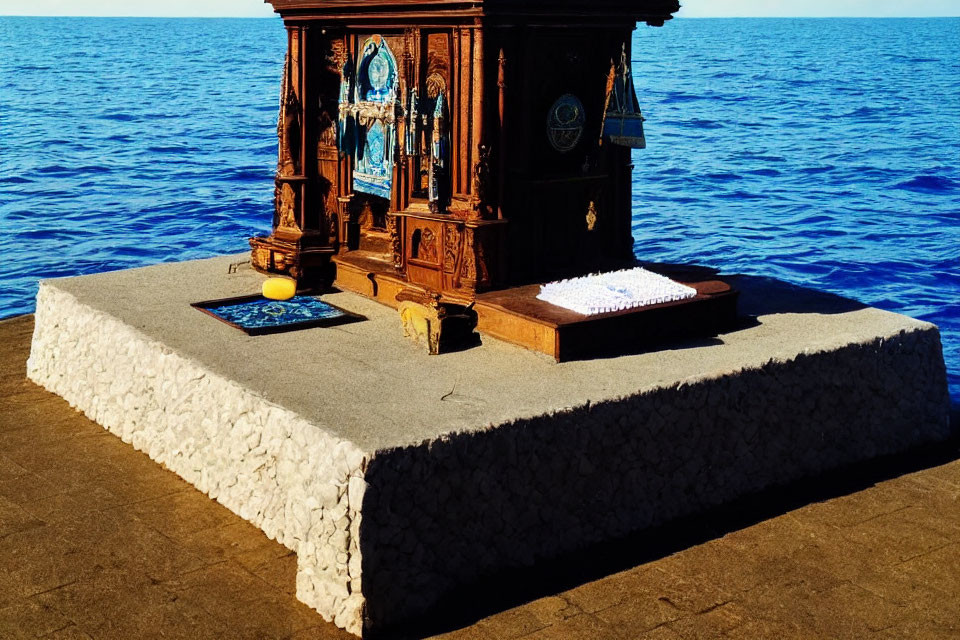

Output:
xmin=602 ymin=46 xmax=647 ymax=149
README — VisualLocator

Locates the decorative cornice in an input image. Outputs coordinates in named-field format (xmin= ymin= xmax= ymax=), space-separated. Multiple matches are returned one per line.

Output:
xmin=266 ymin=0 xmax=679 ymax=25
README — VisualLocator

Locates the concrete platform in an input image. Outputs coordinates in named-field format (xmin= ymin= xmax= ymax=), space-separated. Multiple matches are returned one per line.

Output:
xmin=25 ymin=254 xmax=952 ymax=636
xmin=5 ymin=314 xmax=960 ymax=639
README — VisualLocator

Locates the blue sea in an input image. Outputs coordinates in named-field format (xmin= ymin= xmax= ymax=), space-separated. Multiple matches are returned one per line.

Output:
xmin=1 ymin=17 xmax=958 ymax=403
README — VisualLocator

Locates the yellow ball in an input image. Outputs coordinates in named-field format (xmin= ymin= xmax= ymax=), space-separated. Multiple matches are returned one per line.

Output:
xmin=262 ymin=277 xmax=296 ymax=301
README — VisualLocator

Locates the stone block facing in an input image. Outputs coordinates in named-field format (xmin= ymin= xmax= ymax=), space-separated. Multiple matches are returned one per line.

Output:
xmin=26 ymin=257 xmax=951 ymax=636
xmin=28 ymin=284 xmax=369 ymax=634
xmin=359 ymin=331 xmax=951 ymax=626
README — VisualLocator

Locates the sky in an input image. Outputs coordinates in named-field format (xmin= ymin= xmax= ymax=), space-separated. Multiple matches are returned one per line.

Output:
xmin=0 ymin=0 xmax=957 ymax=18
xmin=678 ymin=0 xmax=959 ymax=17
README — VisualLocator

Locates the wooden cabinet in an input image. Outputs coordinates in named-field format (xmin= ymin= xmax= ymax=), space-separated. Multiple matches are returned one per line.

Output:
xmin=250 ymin=0 xmax=680 ymax=304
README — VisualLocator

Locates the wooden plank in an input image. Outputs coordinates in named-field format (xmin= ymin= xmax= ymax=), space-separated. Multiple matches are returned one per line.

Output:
xmin=475 ymin=277 xmax=739 ymax=361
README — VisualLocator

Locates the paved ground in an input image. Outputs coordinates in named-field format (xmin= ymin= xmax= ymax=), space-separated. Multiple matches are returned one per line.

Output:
xmin=2 ymin=313 xmax=959 ymax=639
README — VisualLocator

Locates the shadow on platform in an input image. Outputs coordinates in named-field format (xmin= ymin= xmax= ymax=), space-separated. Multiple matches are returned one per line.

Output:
xmin=537 ymin=263 xmax=870 ymax=362
xmin=383 ymin=431 xmax=960 ymax=639
xmin=643 ymin=262 xmax=868 ymax=317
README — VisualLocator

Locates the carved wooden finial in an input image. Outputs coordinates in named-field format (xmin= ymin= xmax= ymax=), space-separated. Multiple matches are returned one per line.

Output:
xmin=472 ymin=143 xmax=492 ymax=218
xmin=497 ymin=48 xmax=506 ymax=89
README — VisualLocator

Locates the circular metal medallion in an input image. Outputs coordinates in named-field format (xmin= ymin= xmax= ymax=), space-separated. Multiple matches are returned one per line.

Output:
xmin=546 ymin=94 xmax=585 ymax=153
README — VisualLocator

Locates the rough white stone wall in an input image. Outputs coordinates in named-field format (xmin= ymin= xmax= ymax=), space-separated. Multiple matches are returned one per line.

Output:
xmin=358 ymin=326 xmax=952 ymax=630
xmin=27 ymin=283 xmax=368 ymax=635
xmin=27 ymin=280 xmax=953 ymax=637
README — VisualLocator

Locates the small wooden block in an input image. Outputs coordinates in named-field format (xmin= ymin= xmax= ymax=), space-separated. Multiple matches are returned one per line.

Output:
xmin=475 ymin=275 xmax=739 ymax=361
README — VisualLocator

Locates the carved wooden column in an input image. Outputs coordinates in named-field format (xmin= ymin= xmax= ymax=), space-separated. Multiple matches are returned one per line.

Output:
xmin=496 ymin=46 xmax=506 ymax=220
xmin=250 ymin=24 xmax=337 ymax=284
xmin=469 ymin=26 xmax=488 ymax=219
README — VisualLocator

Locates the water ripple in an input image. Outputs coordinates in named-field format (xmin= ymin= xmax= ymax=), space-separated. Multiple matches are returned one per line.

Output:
xmin=1 ymin=16 xmax=958 ymax=403
xmin=632 ymin=17 xmax=960 ymax=402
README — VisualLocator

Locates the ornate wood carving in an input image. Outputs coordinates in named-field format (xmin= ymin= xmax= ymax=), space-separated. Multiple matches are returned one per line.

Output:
xmin=387 ymin=213 xmax=402 ymax=269
xmin=277 ymin=182 xmax=299 ymax=230
xmin=475 ymin=232 xmax=490 ymax=285
xmin=425 ymin=73 xmax=445 ymax=100
xmin=497 ymin=47 xmax=506 ymax=220
xmin=459 ymin=229 xmax=477 ymax=283
xmin=331 ymin=38 xmax=347 ymax=72
xmin=586 ymin=200 xmax=598 ymax=231
xmin=472 ymin=143 xmax=492 ymax=219
xmin=250 ymin=26 xmax=339 ymax=284
xmin=443 ymin=224 xmax=459 ymax=274
xmin=411 ymin=226 xmax=439 ymax=265
xmin=279 ymin=54 xmax=302 ymax=177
